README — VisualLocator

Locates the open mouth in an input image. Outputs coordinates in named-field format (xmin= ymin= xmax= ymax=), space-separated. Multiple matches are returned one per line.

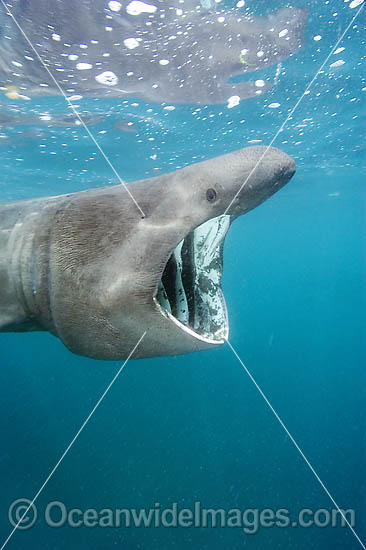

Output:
xmin=154 ymin=215 xmax=231 ymax=344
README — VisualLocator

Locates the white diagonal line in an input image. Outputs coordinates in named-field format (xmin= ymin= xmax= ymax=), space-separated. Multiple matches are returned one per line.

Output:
xmin=226 ymin=339 xmax=366 ymax=550
xmin=0 ymin=332 xmax=146 ymax=550
xmin=0 ymin=0 xmax=146 ymax=219
xmin=224 ymin=1 xmax=365 ymax=215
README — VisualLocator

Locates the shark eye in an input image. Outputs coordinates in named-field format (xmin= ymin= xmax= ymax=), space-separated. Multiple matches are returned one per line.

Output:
xmin=206 ymin=188 xmax=217 ymax=202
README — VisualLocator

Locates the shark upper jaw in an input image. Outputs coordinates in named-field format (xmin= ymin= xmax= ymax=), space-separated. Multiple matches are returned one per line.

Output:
xmin=153 ymin=214 xmax=231 ymax=346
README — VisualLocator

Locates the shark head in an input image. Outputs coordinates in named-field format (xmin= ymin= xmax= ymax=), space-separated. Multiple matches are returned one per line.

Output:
xmin=44 ymin=146 xmax=295 ymax=359
xmin=144 ymin=145 xmax=295 ymax=354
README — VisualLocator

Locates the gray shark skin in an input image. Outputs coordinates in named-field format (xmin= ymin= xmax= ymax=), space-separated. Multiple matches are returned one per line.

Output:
xmin=0 ymin=1 xmax=307 ymax=104
xmin=0 ymin=146 xmax=295 ymax=360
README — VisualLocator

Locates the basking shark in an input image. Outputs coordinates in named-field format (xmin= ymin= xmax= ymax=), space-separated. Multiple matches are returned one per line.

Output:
xmin=0 ymin=146 xmax=295 ymax=359
xmin=0 ymin=1 xmax=307 ymax=104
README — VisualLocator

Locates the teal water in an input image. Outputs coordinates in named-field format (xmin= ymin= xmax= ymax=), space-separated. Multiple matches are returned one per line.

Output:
xmin=0 ymin=0 xmax=365 ymax=549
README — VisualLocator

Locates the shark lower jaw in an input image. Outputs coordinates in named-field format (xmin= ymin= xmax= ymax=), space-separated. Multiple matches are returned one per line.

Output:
xmin=153 ymin=215 xmax=231 ymax=345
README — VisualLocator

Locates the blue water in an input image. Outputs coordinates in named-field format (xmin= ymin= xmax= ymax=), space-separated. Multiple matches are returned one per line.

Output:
xmin=0 ymin=0 xmax=365 ymax=549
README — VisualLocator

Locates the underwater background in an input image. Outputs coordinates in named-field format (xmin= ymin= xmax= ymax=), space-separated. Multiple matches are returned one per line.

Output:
xmin=0 ymin=0 xmax=365 ymax=548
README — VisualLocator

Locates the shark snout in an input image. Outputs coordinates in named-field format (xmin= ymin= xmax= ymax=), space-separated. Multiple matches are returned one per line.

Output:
xmin=226 ymin=146 xmax=296 ymax=217
xmin=274 ymin=154 xmax=296 ymax=186
xmin=253 ymin=146 xmax=296 ymax=193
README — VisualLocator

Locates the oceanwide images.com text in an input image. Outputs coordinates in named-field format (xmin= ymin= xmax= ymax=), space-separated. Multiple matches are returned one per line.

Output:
xmin=8 ymin=499 xmax=356 ymax=535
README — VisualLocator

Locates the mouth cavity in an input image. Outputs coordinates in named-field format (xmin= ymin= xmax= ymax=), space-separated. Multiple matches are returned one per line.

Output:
xmin=154 ymin=215 xmax=231 ymax=344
